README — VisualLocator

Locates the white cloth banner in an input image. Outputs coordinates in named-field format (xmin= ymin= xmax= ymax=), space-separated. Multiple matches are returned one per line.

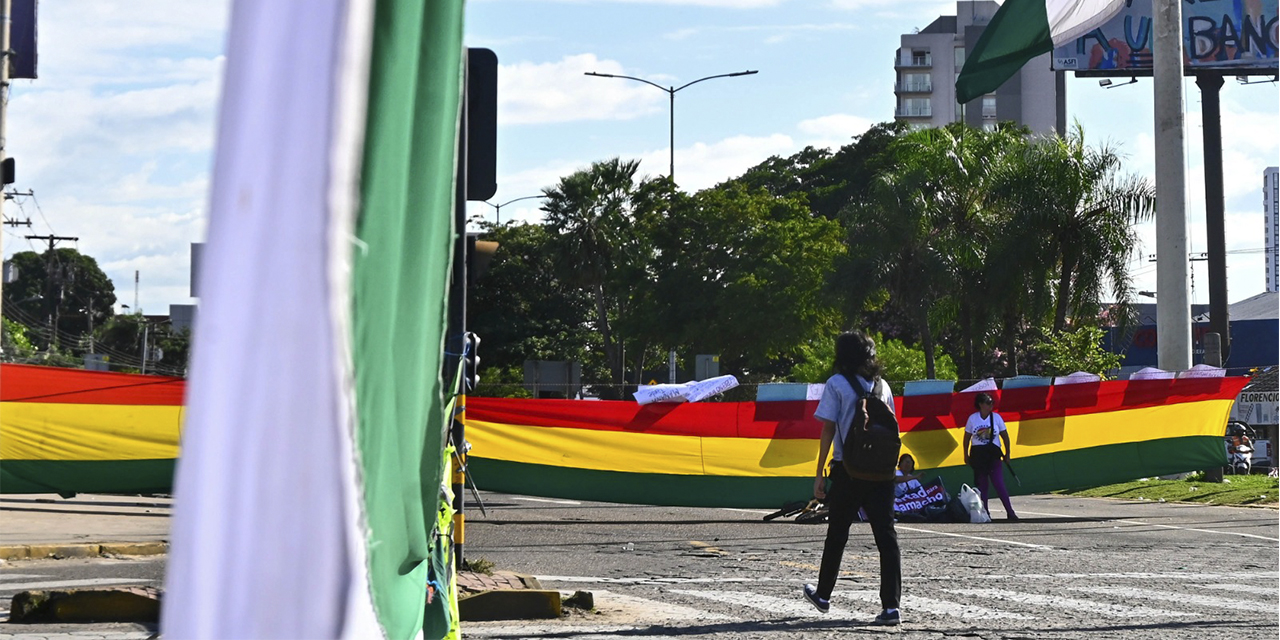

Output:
xmin=634 ymin=375 xmax=740 ymax=405
xmin=161 ymin=1 xmax=379 ymax=638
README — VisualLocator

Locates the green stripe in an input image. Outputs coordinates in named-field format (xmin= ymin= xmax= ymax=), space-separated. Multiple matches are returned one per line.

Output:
xmin=955 ymin=0 xmax=1052 ymax=103
xmin=471 ymin=436 xmax=1228 ymax=509
xmin=1 ymin=459 xmax=175 ymax=495
xmin=352 ymin=0 xmax=464 ymax=637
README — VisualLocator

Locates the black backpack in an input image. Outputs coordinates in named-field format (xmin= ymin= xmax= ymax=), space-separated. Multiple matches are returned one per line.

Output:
xmin=840 ymin=376 xmax=901 ymax=482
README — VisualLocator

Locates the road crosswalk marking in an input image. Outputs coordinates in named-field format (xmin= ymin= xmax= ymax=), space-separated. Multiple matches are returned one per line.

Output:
xmin=840 ymin=589 xmax=1033 ymax=620
xmin=0 ymin=577 xmax=146 ymax=591
xmin=670 ymin=588 xmax=842 ymax=618
xmin=896 ymin=525 xmax=1054 ymax=550
xmin=1199 ymin=583 xmax=1278 ymax=596
xmin=1073 ymin=586 xmax=1273 ymax=611
xmin=946 ymin=587 xmax=1199 ymax=618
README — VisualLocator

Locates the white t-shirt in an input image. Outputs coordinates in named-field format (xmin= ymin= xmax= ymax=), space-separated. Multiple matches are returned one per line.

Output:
xmin=814 ymin=374 xmax=897 ymax=461
xmin=965 ymin=411 xmax=1008 ymax=451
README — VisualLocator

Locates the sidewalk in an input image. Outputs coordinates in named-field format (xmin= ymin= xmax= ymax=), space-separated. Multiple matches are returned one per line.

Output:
xmin=0 ymin=494 xmax=171 ymax=560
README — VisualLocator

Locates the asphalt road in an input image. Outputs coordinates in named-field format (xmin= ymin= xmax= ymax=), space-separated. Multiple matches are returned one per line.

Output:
xmin=0 ymin=556 xmax=163 ymax=639
xmin=0 ymin=494 xmax=1275 ymax=639
xmin=463 ymin=492 xmax=1280 ymax=639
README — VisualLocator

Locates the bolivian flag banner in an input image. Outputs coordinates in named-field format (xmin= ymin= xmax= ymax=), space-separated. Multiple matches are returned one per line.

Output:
xmin=157 ymin=1 xmax=465 ymax=638
xmin=465 ymin=376 xmax=1248 ymax=508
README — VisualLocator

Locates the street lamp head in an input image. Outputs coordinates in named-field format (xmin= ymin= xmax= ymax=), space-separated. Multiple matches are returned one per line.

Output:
xmin=584 ymin=71 xmax=615 ymax=78
xmin=729 ymin=70 xmax=759 ymax=77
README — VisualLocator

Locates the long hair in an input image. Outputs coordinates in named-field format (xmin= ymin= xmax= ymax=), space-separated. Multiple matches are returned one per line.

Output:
xmin=834 ymin=331 xmax=883 ymax=382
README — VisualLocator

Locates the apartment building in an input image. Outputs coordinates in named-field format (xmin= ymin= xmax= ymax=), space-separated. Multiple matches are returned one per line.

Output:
xmin=894 ymin=0 xmax=1065 ymax=134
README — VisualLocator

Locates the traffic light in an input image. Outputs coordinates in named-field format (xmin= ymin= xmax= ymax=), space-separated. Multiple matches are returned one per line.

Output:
xmin=463 ymin=332 xmax=481 ymax=391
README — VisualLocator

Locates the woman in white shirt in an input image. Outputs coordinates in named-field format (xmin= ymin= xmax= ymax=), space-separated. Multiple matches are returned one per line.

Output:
xmin=962 ymin=392 xmax=1019 ymax=521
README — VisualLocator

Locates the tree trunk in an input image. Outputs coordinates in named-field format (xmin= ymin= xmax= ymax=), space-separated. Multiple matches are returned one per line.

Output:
xmin=1053 ymin=255 xmax=1076 ymax=333
xmin=593 ymin=283 xmax=623 ymax=395
xmin=1004 ymin=307 xmax=1020 ymax=377
xmin=920 ymin=304 xmax=936 ymax=379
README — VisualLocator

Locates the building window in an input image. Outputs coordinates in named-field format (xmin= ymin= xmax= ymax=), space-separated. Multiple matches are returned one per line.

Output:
xmin=911 ymin=50 xmax=931 ymax=66
xmin=954 ymin=47 xmax=966 ymax=69
xmin=900 ymin=97 xmax=931 ymax=117
xmin=901 ymin=73 xmax=931 ymax=92
xmin=982 ymin=96 xmax=997 ymax=117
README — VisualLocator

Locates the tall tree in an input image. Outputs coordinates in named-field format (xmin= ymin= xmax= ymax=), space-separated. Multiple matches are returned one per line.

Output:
xmin=3 ymin=248 xmax=116 ymax=351
xmin=994 ymin=125 xmax=1155 ymax=333
xmin=540 ymin=158 xmax=667 ymax=395
xmin=467 ymin=221 xmax=599 ymax=380
xmin=837 ymin=123 xmax=1026 ymax=378
xmin=643 ymin=183 xmax=844 ymax=376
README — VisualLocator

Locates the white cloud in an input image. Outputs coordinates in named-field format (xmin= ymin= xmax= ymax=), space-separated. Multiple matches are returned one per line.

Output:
xmin=664 ymin=23 xmax=862 ymax=42
xmin=3 ymin=1 xmax=226 ymax=314
xmin=797 ymin=113 xmax=875 ymax=149
xmin=500 ymin=54 xmax=669 ymax=124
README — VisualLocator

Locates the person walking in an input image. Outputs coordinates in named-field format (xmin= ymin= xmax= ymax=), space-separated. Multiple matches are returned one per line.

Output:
xmin=802 ymin=331 xmax=902 ymax=626
xmin=963 ymin=392 xmax=1019 ymax=521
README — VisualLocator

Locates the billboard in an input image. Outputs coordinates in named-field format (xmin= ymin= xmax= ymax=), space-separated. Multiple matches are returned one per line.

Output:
xmin=1052 ymin=0 xmax=1279 ymax=75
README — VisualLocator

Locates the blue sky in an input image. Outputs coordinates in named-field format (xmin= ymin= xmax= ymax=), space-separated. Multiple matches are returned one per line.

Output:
xmin=3 ymin=0 xmax=1276 ymax=315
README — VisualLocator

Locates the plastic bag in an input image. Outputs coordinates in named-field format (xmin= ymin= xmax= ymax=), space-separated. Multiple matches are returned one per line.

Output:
xmin=958 ymin=483 xmax=991 ymax=523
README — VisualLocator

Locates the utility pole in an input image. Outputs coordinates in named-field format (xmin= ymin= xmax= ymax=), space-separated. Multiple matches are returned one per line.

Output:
xmin=25 ymin=234 xmax=77 ymax=348
xmin=1196 ymin=72 xmax=1230 ymax=365
xmin=1152 ymin=0 xmax=1191 ymax=371
xmin=1 ymin=0 xmax=11 ymax=316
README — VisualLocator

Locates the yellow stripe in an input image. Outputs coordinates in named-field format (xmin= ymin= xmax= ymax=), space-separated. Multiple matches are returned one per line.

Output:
xmin=0 ymin=402 xmax=182 ymax=461
xmin=468 ymin=399 xmax=1234 ymax=477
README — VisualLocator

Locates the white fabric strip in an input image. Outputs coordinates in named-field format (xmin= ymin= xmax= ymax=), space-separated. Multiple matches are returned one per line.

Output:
xmin=1047 ymin=0 xmax=1129 ymax=47
xmin=161 ymin=1 xmax=370 ymax=637
xmin=328 ymin=0 xmax=379 ymax=637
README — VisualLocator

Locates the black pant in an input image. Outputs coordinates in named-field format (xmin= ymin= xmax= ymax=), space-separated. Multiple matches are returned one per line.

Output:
xmin=816 ymin=464 xmax=901 ymax=610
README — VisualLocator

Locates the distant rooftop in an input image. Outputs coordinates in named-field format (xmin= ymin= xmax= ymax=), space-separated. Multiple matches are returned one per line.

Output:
xmin=920 ymin=15 xmax=957 ymax=34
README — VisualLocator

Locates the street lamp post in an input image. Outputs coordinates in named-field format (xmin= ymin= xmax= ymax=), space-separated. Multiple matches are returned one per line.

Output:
xmin=482 ymin=194 xmax=543 ymax=226
xmin=584 ymin=69 xmax=758 ymax=185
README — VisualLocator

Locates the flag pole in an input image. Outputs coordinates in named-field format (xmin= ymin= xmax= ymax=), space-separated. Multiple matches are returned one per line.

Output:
xmin=1152 ymin=0 xmax=1192 ymax=371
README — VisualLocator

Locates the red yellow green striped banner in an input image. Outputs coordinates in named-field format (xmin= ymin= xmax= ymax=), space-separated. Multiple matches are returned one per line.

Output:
xmin=0 ymin=364 xmax=1248 ymax=507
xmin=1 ymin=363 xmax=183 ymax=494
xmin=464 ymin=377 xmax=1248 ymax=508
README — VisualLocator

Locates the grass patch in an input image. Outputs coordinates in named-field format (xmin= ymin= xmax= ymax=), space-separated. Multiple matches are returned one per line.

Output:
xmin=1055 ymin=472 xmax=1279 ymax=506
xmin=463 ymin=557 xmax=496 ymax=575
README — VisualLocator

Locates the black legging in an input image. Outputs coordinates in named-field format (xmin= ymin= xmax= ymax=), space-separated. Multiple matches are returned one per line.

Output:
xmin=815 ymin=464 xmax=901 ymax=610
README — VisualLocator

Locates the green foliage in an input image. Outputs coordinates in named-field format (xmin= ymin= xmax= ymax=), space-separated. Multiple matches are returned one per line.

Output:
xmin=2 ymin=317 xmax=36 ymax=357
xmin=5 ymin=248 xmax=116 ymax=350
xmin=471 ymin=366 xmax=534 ymax=399
xmin=874 ymin=332 xmax=957 ymax=395
xmin=94 ymin=314 xmax=190 ymax=375
xmin=1034 ymin=326 xmax=1122 ymax=378
xmin=789 ymin=332 xmax=956 ymax=396
xmin=468 ymin=121 xmax=1146 ymax=388
xmin=469 ymin=222 xmax=600 ymax=380
xmin=642 ymin=183 xmax=843 ymax=374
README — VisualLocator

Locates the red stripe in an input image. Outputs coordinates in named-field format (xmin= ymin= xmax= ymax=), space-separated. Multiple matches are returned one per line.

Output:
xmin=0 ymin=363 xmax=185 ymax=405
xmin=466 ymin=376 xmax=1249 ymax=438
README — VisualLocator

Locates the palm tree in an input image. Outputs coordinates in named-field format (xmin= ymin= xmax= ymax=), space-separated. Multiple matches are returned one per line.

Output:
xmin=541 ymin=158 xmax=662 ymax=393
xmin=994 ymin=125 xmax=1155 ymax=334
xmin=841 ymin=123 xmax=1025 ymax=378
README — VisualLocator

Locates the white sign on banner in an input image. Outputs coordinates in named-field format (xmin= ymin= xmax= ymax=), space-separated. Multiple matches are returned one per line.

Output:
xmin=634 ymin=375 xmax=740 ymax=405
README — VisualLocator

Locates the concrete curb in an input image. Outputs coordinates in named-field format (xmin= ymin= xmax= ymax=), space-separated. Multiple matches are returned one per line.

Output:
xmin=0 ymin=541 xmax=168 ymax=561
xmin=9 ymin=586 xmax=161 ymax=623
xmin=458 ymin=589 xmax=562 ymax=621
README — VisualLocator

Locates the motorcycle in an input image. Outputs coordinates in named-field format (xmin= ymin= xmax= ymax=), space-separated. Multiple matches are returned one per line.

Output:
xmin=1225 ymin=421 xmax=1255 ymax=475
